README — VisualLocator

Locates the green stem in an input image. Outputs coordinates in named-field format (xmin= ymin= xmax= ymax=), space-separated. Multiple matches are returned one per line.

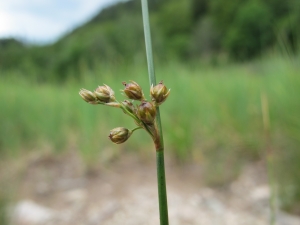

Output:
xmin=156 ymin=150 xmax=169 ymax=225
xmin=131 ymin=126 xmax=143 ymax=132
xmin=141 ymin=0 xmax=156 ymax=86
xmin=141 ymin=0 xmax=169 ymax=224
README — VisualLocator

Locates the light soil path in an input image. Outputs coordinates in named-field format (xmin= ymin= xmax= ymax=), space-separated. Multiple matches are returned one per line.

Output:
xmin=7 ymin=152 xmax=300 ymax=225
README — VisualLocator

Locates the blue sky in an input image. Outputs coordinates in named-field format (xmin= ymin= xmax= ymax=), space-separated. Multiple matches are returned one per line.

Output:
xmin=0 ymin=0 xmax=122 ymax=44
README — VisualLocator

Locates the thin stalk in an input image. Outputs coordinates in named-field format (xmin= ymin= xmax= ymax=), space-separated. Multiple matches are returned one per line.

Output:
xmin=141 ymin=0 xmax=156 ymax=86
xmin=156 ymin=150 xmax=169 ymax=225
xmin=141 ymin=0 xmax=169 ymax=224
xmin=131 ymin=126 xmax=143 ymax=132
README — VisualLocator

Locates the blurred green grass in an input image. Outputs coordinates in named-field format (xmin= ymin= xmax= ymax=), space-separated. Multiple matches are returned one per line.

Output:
xmin=0 ymin=55 xmax=300 ymax=210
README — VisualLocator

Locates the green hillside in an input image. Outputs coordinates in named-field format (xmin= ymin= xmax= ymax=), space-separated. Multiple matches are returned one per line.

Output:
xmin=0 ymin=0 xmax=299 ymax=81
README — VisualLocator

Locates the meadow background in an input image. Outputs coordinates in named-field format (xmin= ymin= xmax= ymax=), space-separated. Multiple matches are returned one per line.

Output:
xmin=1 ymin=0 xmax=300 ymax=222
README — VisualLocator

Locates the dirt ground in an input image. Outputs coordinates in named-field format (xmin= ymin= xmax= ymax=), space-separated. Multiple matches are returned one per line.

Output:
xmin=4 ymin=150 xmax=300 ymax=225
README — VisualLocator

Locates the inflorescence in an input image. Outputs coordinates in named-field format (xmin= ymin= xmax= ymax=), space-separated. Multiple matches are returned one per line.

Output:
xmin=79 ymin=80 xmax=170 ymax=146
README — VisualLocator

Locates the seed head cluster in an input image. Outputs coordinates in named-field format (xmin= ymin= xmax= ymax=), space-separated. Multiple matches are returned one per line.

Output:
xmin=79 ymin=80 xmax=170 ymax=144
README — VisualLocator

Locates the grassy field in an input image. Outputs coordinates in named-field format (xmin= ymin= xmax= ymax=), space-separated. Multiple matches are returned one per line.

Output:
xmin=0 ymin=55 xmax=300 ymax=211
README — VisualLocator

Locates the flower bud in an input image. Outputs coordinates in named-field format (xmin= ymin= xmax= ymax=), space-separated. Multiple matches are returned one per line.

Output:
xmin=122 ymin=81 xmax=144 ymax=101
xmin=121 ymin=100 xmax=136 ymax=114
xmin=94 ymin=84 xmax=115 ymax=103
xmin=109 ymin=127 xmax=131 ymax=144
xmin=150 ymin=81 xmax=170 ymax=105
xmin=137 ymin=101 xmax=156 ymax=124
xmin=79 ymin=88 xmax=98 ymax=104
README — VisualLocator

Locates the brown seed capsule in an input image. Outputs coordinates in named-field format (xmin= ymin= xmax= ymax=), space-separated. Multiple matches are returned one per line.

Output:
xmin=137 ymin=101 xmax=156 ymax=124
xmin=122 ymin=81 xmax=144 ymax=101
xmin=121 ymin=100 xmax=136 ymax=114
xmin=150 ymin=80 xmax=170 ymax=105
xmin=109 ymin=127 xmax=132 ymax=144
xmin=94 ymin=84 xmax=115 ymax=103
xmin=79 ymin=88 xmax=98 ymax=104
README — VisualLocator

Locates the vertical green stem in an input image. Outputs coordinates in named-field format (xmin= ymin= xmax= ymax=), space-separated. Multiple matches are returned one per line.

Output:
xmin=141 ymin=0 xmax=169 ymax=224
xmin=156 ymin=150 xmax=169 ymax=225
xmin=141 ymin=0 xmax=156 ymax=86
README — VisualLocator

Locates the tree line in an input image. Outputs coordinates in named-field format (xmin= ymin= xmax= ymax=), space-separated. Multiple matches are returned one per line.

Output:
xmin=0 ymin=0 xmax=299 ymax=81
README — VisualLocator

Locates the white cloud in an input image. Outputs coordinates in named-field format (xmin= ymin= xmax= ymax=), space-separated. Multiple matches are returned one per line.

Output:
xmin=0 ymin=0 xmax=121 ymax=43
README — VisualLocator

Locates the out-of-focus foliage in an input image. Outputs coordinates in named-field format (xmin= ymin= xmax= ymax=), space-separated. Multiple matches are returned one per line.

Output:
xmin=0 ymin=0 xmax=300 ymax=215
xmin=210 ymin=0 xmax=300 ymax=59
xmin=1 ymin=56 xmax=300 ymax=211
xmin=223 ymin=0 xmax=273 ymax=59
xmin=0 ymin=0 xmax=299 ymax=80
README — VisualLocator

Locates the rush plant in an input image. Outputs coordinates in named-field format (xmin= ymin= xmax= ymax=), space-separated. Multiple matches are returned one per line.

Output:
xmin=79 ymin=1 xmax=170 ymax=223
xmin=79 ymin=80 xmax=170 ymax=223
xmin=79 ymin=80 xmax=170 ymax=149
